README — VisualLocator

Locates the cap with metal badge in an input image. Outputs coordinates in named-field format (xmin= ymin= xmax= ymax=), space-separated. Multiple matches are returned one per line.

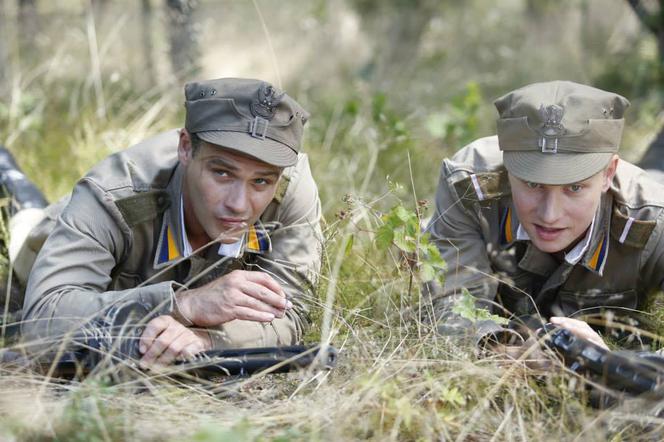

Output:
xmin=184 ymin=78 xmax=309 ymax=167
xmin=495 ymin=80 xmax=630 ymax=185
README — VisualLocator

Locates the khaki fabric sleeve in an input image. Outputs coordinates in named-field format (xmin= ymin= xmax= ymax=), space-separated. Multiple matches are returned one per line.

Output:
xmin=21 ymin=179 xmax=175 ymax=347
xmin=205 ymin=316 xmax=298 ymax=349
xmin=425 ymin=161 xmax=512 ymax=345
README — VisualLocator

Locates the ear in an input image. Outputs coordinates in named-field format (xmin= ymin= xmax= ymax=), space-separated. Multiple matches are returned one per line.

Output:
xmin=178 ymin=129 xmax=193 ymax=165
xmin=602 ymin=154 xmax=619 ymax=192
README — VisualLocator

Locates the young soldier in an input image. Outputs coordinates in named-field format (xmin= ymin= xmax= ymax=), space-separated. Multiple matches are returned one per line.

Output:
xmin=9 ymin=78 xmax=323 ymax=366
xmin=426 ymin=80 xmax=664 ymax=351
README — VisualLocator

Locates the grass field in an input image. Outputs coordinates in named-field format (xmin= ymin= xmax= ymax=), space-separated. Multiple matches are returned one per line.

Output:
xmin=2 ymin=1 xmax=664 ymax=440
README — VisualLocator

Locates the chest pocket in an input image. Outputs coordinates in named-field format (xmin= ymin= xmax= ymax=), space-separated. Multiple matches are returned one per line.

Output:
xmin=557 ymin=289 xmax=638 ymax=317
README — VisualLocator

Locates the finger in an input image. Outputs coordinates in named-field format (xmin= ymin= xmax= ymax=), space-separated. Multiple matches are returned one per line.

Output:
xmin=550 ymin=317 xmax=593 ymax=335
xmin=153 ymin=332 xmax=199 ymax=366
xmin=550 ymin=317 xmax=608 ymax=350
xmin=550 ymin=316 xmax=589 ymax=329
xmin=233 ymin=306 xmax=275 ymax=322
xmin=235 ymin=290 xmax=287 ymax=318
xmin=139 ymin=316 xmax=170 ymax=354
xmin=242 ymin=281 xmax=291 ymax=311
xmin=179 ymin=342 xmax=206 ymax=361
xmin=140 ymin=322 xmax=187 ymax=366
xmin=240 ymin=271 xmax=285 ymax=297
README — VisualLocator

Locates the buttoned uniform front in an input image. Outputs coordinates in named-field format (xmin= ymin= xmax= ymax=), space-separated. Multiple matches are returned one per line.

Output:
xmin=426 ymin=135 xmax=664 ymax=343
xmin=20 ymin=129 xmax=323 ymax=350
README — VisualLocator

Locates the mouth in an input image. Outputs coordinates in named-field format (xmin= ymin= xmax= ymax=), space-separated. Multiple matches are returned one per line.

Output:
xmin=215 ymin=218 xmax=249 ymax=243
xmin=218 ymin=218 xmax=249 ymax=230
xmin=533 ymin=224 xmax=566 ymax=241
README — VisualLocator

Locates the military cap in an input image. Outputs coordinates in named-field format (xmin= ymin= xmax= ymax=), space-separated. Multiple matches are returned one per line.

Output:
xmin=184 ymin=78 xmax=309 ymax=167
xmin=494 ymin=81 xmax=630 ymax=185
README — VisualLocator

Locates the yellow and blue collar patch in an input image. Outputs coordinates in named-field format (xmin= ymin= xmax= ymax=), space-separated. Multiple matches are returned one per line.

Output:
xmin=587 ymin=233 xmax=609 ymax=274
xmin=500 ymin=207 xmax=514 ymax=245
xmin=156 ymin=224 xmax=182 ymax=266
xmin=155 ymin=222 xmax=271 ymax=266
xmin=245 ymin=224 xmax=271 ymax=254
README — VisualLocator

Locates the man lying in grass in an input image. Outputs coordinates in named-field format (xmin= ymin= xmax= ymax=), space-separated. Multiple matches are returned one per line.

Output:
xmin=426 ymin=80 xmax=664 ymax=356
xmin=7 ymin=78 xmax=322 ymax=367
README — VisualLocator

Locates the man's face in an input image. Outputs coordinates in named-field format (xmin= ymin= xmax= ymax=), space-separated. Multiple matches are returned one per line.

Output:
xmin=508 ymin=157 xmax=618 ymax=254
xmin=178 ymin=131 xmax=282 ymax=246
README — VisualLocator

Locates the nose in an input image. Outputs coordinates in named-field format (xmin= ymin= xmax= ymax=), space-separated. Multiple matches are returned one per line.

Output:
xmin=223 ymin=182 xmax=250 ymax=215
xmin=537 ymin=188 xmax=562 ymax=225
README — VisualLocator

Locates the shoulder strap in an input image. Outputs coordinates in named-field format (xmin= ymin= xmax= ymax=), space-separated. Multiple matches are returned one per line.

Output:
xmin=272 ymin=174 xmax=291 ymax=204
xmin=610 ymin=207 xmax=656 ymax=249
xmin=452 ymin=170 xmax=510 ymax=207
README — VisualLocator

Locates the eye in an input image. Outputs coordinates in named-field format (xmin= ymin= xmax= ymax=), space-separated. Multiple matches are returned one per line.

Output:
xmin=253 ymin=177 xmax=276 ymax=186
xmin=212 ymin=168 xmax=230 ymax=177
xmin=568 ymin=184 xmax=582 ymax=193
xmin=526 ymin=181 xmax=540 ymax=189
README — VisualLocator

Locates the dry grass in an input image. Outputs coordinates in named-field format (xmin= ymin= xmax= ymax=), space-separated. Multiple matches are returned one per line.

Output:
xmin=2 ymin=1 xmax=664 ymax=440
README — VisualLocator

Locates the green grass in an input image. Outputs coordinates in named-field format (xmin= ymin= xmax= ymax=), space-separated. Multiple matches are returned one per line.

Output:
xmin=3 ymin=1 xmax=664 ymax=440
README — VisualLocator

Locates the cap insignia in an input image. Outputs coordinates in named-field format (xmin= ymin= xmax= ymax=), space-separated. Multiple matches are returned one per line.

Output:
xmin=538 ymin=104 xmax=565 ymax=153
xmin=250 ymin=84 xmax=284 ymax=120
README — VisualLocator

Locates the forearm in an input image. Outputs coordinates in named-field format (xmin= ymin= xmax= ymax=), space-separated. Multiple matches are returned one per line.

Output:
xmin=22 ymin=282 xmax=176 ymax=344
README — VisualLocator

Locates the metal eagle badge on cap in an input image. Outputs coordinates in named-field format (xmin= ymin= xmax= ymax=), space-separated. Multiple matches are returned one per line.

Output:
xmin=538 ymin=104 xmax=565 ymax=153
xmin=249 ymin=84 xmax=284 ymax=139
xmin=250 ymin=84 xmax=284 ymax=120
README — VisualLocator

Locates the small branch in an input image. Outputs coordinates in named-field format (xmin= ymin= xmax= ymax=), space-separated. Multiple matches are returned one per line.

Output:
xmin=626 ymin=0 xmax=661 ymax=35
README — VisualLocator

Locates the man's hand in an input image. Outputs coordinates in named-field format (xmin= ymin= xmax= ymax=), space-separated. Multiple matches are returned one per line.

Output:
xmin=549 ymin=316 xmax=609 ymax=350
xmin=485 ymin=317 xmax=608 ymax=370
xmin=175 ymin=270 xmax=292 ymax=327
xmin=139 ymin=315 xmax=212 ymax=367
xmin=487 ymin=336 xmax=553 ymax=370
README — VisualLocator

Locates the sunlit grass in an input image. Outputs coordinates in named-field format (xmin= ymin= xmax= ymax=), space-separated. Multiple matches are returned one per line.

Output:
xmin=2 ymin=1 xmax=664 ymax=440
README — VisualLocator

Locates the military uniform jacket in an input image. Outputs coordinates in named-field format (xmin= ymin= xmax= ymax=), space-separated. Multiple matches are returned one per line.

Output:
xmin=21 ymin=130 xmax=323 ymax=347
xmin=426 ymin=136 xmax=664 ymax=343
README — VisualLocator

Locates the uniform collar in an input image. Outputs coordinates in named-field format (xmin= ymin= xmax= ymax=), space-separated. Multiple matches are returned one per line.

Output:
xmin=500 ymin=202 xmax=519 ymax=247
xmin=515 ymin=214 xmax=596 ymax=266
xmin=153 ymin=164 xmax=272 ymax=269
xmin=153 ymin=164 xmax=187 ymax=269
xmin=580 ymin=192 xmax=612 ymax=276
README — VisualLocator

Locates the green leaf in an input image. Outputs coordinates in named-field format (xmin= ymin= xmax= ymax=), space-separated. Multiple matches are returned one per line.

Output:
xmin=420 ymin=262 xmax=437 ymax=283
xmin=440 ymin=386 xmax=466 ymax=408
xmin=393 ymin=229 xmax=416 ymax=253
xmin=375 ymin=225 xmax=394 ymax=250
xmin=345 ymin=234 xmax=354 ymax=256
xmin=451 ymin=289 xmax=508 ymax=325
xmin=394 ymin=205 xmax=411 ymax=223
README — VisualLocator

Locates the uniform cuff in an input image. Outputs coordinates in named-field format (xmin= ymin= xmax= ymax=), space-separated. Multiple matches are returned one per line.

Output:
xmin=166 ymin=282 xmax=194 ymax=326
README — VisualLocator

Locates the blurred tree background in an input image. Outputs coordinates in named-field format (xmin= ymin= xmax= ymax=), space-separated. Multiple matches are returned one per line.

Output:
xmin=2 ymin=2 xmax=664 ymax=439
xmin=0 ymin=0 xmax=661 ymax=208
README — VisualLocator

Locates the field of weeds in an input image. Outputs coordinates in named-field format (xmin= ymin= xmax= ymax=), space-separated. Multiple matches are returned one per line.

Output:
xmin=2 ymin=1 xmax=664 ymax=440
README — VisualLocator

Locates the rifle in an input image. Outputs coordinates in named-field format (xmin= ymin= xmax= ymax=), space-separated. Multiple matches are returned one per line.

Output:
xmin=539 ymin=324 xmax=664 ymax=397
xmin=7 ymin=301 xmax=337 ymax=380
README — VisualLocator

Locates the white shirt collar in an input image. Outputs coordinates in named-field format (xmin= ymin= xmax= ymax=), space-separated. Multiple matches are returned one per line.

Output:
xmin=180 ymin=196 xmax=243 ymax=258
xmin=515 ymin=214 xmax=596 ymax=265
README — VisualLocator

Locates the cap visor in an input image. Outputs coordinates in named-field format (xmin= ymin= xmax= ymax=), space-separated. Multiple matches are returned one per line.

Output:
xmin=503 ymin=151 xmax=613 ymax=185
xmin=197 ymin=131 xmax=297 ymax=167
